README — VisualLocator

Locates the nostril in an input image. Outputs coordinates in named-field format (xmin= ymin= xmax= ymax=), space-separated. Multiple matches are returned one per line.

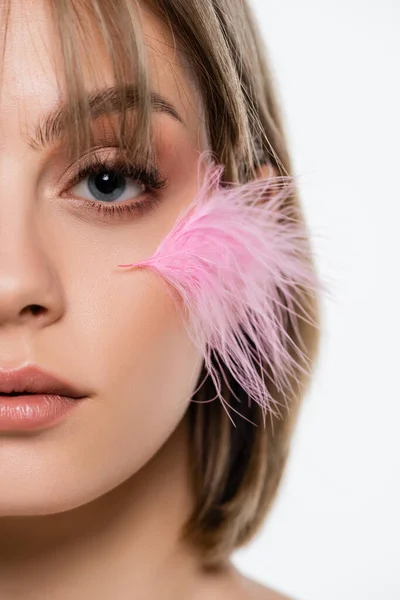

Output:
xmin=30 ymin=305 xmax=44 ymax=316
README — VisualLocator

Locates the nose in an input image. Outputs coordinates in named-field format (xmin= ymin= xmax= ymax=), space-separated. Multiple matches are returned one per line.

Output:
xmin=0 ymin=211 xmax=64 ymax=330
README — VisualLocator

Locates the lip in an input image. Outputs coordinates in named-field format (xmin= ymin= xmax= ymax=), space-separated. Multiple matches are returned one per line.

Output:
xmin=0 ymin=394 xmax=82 ymax=431
xmin=0 ymin=364 xmax=88 ymax=398
xmin=0 ymin=364 xmax=89 ymax=432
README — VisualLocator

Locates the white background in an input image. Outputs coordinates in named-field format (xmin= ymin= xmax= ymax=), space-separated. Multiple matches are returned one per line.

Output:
xmin=232 ymin=1 xmax=400 ymax=599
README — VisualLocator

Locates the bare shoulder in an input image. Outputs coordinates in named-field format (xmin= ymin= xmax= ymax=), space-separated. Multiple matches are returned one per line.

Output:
xmin=238 ymin=572 xmax=295 ymax=600
xmin=194 ymin=563 xmax=296 ymax=600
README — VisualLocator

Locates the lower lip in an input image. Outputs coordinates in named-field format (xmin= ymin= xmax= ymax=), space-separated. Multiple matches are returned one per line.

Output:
xmin=0 ymin=394 xmax=82 ymax=431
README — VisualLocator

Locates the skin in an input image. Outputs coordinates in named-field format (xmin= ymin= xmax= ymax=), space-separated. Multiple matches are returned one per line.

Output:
xmin=0 ymin=1 xmax=290 ymax=599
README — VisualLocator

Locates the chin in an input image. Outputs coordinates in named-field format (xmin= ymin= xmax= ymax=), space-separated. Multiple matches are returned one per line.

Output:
xmin=0 ymin=485 xmax=97 ymax=517
xmin=0 ymin=465 xmax=120 ymax=517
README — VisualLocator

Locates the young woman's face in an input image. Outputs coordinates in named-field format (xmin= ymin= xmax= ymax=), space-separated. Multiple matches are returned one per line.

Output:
xmin=0 ymin=1 xmax=206 ymax=514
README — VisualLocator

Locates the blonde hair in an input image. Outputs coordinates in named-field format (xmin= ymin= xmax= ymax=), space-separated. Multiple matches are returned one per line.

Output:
xmin=0 ymin=0 xmax=321 ymax=569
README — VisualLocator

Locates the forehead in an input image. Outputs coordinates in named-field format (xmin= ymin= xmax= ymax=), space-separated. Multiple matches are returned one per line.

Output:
xmin=0 ymin=1 xmax=203 ymax=149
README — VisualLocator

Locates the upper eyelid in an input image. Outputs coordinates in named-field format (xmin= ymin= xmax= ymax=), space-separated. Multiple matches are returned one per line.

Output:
xmin=57 ymin=146 xmax=131 ymax=186
xmin=62 ymin=154 xmax=167 ymax=194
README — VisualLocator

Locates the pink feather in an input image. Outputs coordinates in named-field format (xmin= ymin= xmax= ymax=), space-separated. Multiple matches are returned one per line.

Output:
xmin=117 ymin=157 xmax=322 ymax=424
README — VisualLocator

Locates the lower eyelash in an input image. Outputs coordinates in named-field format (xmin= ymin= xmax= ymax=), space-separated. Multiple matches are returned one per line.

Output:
xmin=86 ymin=194 xmax=163 ymax=218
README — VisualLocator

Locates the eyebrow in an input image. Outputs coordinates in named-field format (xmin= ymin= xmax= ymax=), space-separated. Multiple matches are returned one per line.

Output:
xmin=27 ymin=84 xmax=184 ymax=151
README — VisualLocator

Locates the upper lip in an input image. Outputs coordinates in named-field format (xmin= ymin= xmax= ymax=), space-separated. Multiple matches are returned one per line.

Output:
xmin=0 ymin=364 xmax=88 ymax=398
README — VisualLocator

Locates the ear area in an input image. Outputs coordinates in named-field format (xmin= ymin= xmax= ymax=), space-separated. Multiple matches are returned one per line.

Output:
xmin=254 ymin=161 xmax=279 ymax=180
xmin=250 ymin=161 xmax=294 ymax=208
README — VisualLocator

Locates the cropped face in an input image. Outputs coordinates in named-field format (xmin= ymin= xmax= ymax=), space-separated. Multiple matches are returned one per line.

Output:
xmin=0 ymin=0 xmax=206 ymax=514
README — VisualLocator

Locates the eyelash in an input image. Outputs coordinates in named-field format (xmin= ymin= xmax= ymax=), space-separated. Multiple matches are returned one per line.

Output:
xmin=64 ymin=154 xmax=167 ymax=220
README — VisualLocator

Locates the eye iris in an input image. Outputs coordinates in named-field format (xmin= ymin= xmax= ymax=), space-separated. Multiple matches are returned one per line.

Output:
xmin=88 ymin=170 xmax=126 ymax=202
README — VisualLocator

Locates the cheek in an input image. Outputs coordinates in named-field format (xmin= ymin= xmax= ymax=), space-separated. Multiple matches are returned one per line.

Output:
xmin=62 ymin=245 xmax=202 ymax=491
xmin=81 ymin=267 xmax=200 ymax=403
xmin=69 ymin=255 xmax=203 ymax=454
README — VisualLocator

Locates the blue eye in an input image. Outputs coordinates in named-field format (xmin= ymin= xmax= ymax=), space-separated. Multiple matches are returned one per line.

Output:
xmin=64 ymin=155 xmax=167 ymax=220
xmin=76 ymin=168 xmax=144 ymax=203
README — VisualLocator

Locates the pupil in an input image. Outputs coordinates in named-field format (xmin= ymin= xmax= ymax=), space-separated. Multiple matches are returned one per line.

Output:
xmin=95 ymin=171 xmax=119 ymax=195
